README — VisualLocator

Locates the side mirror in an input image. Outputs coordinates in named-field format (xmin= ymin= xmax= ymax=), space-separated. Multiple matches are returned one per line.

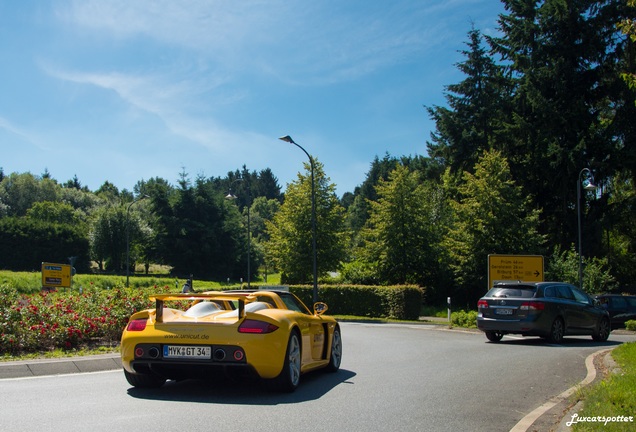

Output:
xmin=314 ymin=302 xmax=328 ymax=315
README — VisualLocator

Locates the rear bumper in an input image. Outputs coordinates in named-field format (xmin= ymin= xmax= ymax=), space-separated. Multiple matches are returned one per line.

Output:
xmin=130 ymin=359 xmax=259 ymax=381
xmin=121 ymin=331 xmax=287 ymax=379
xmin=476 ymin=316 xmax=548 ymax=337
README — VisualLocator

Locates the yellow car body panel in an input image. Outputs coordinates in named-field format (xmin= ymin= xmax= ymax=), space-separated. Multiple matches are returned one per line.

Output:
xmin=120 ymin=291 xmax=340 ymax=385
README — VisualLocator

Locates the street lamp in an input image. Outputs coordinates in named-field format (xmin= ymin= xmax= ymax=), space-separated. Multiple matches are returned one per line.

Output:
xmin=279 ymin=135 xmax=318 ymax=303
xmin=126 ymin=194 xmax=149 ymax=288
xmin=577 ymin=168 xmax=597 ymax=290
xmin=226 ymin=177 xmax=252 ymax=288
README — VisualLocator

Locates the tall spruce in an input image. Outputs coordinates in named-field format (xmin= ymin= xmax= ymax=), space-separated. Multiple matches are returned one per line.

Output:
xmin=427 ymin=27 xmax=507 ymax=173
xmin=488 ymin=0 xmax=634 ymax=252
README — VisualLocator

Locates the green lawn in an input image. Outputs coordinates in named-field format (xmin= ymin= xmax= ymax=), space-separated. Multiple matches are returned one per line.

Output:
xmin=571 ymin=342 xmax=636 ymax=431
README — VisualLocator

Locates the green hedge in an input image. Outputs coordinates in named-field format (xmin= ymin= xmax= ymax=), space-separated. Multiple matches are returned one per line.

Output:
xmin=0 ymin=217 xmax=90 ymax=272
xmin=289 ymin=284 xmax=423 ymax=320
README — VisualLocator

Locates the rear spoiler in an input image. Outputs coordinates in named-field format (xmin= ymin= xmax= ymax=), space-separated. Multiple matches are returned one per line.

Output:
xmin=149 ymin=292 xmax=252 ymax=323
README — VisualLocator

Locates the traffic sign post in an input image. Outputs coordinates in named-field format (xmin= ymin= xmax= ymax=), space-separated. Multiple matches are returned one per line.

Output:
xmin=487 ymin=254 xmax=544 ymax=288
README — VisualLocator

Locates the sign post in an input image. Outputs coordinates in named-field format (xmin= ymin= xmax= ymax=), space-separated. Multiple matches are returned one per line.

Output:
xmin=487 ymin=255 xmax=544 ymax=289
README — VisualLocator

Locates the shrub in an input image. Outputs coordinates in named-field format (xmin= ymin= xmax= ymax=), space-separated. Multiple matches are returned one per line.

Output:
xmin=626 ymin=320 xmax=636 ymax=331
xmin=451 ymin=310 xmax=477 ymax=328
xmin=0 ymin=284 xmax=174 ymax=355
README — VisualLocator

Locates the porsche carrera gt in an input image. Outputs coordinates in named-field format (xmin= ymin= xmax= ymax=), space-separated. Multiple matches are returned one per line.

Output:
xmin=120 ymin=289 xmax=342 ymax=392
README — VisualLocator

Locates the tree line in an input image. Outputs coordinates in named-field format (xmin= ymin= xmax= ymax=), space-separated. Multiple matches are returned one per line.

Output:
xmin=1 ymin=0 xmax=635 ymax=306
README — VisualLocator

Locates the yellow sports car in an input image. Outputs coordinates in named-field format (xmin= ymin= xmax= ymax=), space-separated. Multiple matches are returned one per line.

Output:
xmin=121 ymin=289 xmax=342 ymax=392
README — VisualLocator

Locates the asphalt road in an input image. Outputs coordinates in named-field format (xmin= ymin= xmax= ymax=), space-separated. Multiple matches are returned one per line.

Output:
xmin=2 ymin=323 xmax=634 ymax=432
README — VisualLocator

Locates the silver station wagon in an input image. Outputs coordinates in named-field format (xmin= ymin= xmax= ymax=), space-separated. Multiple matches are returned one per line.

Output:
xmin=477 ymin=282 xmax=611 ymax=343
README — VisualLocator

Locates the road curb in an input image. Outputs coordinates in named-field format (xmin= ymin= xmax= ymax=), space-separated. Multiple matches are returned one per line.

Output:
xmin=0 ymin=353 xmax=121 ymax=379
xmin=510 ymin=347 xmax=615 ymax=432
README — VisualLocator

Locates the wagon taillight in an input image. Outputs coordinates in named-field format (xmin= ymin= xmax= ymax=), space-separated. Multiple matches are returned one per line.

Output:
xmin=519 ymin=301 xmax=545 ymax=311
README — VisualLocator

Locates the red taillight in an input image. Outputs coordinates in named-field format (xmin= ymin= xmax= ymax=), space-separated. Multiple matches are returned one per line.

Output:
xmin=520 ymin=301 xmax=545 ymax=311
xmin=238 ymin=319 xmax=279 ymax=334
xmin=127 ymin=319 xmax=147 ymax=331
xmin=477 ymin=300 xmax=489 ymax=309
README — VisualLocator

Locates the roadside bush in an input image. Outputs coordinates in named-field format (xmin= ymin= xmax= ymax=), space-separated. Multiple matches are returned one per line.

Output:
xmin=451 ymin=310 xmax=477 ymax=328
xmin=626 ymin=320 xmax=636 ymax=331
xmin=0 ymin=284 xmax=174 ymax=355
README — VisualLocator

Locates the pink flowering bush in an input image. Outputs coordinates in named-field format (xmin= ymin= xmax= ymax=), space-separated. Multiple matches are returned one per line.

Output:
xmin=0 ymin=284 xmax=174 ymax=355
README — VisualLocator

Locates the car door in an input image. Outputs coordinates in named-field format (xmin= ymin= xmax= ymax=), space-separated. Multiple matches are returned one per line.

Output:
xmin=306 ymin=314 xmax=327 ymax=361
xmin=569 ymin=286 xmax=598 ymax=331
xmin=292 ymin=313 xmax=326 ymax=363
xmin=608 ymin=296 xmax=629 ymax=326
xmin=625 ymin=297 xmax=636 ymax=324
xmin=279 ymin=294 xmax=326 ymax=363
xmin=555 ymin=284 xmax=586 ymax=330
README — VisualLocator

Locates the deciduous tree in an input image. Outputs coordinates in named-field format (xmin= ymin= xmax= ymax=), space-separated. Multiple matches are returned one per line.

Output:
xmin=444 ymin=150 xmax=544 ymax=304
xmin=266 ymin=160 xmax=346 ymax=283
xmin=360 ymin=164 xmax=445 ymax=286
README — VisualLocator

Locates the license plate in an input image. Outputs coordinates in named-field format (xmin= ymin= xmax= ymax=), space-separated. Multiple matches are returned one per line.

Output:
xmin=163 ymin=345 xmax=211 ymax=359
xmin=495 ymin=308 xmax=513 ymax=315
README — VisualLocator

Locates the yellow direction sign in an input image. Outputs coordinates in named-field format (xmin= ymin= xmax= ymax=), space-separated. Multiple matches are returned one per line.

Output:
xmin=41 ymin=262 xmax=72 ymax=289
xmin=488 ymin=254 xmax=544 ymax=288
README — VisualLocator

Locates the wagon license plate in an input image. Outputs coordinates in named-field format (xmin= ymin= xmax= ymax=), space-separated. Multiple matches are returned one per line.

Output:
xmin=163 ymin=345 xmax=211 ymax=359
xmin=495 ymin=308 xmax=513 ymax=315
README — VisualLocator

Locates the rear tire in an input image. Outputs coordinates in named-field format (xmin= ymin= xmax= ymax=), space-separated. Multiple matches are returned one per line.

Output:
xmin=548 ymin=318 xmax=564 ymax=343
xmin=485 ymin=331 xmax=504 ymax=342
xmin=270 ymin=330 xmax=301 ymax=392
xmin=124 ymin=369 xmax=166 ymax=389
xmin=592 ymin=317 xmax=610 ymax=342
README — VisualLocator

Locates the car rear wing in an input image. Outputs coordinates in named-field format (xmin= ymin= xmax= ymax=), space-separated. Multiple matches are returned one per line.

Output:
xmin=149 ymin=293 xmax=252 ymax=323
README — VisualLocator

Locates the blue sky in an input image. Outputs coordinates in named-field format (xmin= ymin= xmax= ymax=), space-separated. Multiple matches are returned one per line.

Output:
xmin=0 ymin=1 xmax=504 ymax=197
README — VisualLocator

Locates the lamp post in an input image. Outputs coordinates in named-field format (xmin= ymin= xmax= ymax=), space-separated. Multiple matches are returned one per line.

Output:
xmin=226 ymin=177 xmax=252 ymax=288
xmin=126 ymin=194 xmax=149 ymax=288
xmin=577 ymin=168 xmax=597 ymax=291
xmin=279 ymin=135 xmax=318 ymax=303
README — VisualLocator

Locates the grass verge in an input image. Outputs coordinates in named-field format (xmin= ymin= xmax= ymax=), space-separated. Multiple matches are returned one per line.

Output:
xmin=571 ymin=342 xmax=636 ymax=431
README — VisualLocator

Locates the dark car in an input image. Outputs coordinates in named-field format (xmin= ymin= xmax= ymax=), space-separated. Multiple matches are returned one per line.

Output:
xmin=594 ymin=294 xmax=636 ymax=328
xmin=477 ymin=281 xmax=611 ymax=343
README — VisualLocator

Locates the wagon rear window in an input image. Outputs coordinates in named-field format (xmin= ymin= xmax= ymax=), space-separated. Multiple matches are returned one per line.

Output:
xmin=486 ymin=287 xmax=536 ymax=299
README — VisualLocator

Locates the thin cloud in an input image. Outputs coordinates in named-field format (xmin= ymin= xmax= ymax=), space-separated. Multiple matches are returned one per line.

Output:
xmin=57 ymin=0 xmax=455 ymax=85
xmin=41 ymin=63 xmax=253 ymax=151
xmin=0 ymin=117 xmax=49 ymax=151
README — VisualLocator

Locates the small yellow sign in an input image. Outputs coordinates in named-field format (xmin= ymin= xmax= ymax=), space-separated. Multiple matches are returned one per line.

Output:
xmin=488 ymin=254 xmax=544 ymax=288
xmin=41 ymin=262 xmax=72 ymax=289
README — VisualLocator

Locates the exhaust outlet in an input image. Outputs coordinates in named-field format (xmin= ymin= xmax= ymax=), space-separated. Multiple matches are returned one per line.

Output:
xmin=213 ymin=349 xmax=226 ymax=361
xmin=148 ymin=347 xmax=160 ymax=359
